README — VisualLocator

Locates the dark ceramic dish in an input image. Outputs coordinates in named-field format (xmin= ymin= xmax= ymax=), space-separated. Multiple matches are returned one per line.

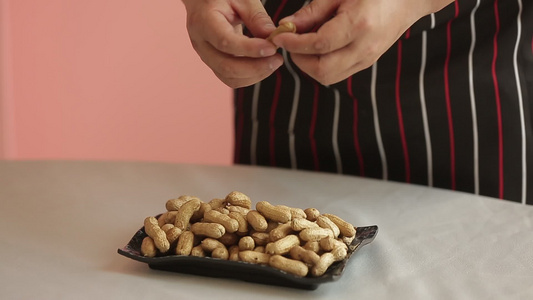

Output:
xmin=118 ymin=224 xmax=378 ymax=290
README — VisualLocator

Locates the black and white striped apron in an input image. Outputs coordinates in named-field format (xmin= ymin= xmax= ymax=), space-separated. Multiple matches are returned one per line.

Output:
xmin=234 ymin=0 xmax=533 ymax=204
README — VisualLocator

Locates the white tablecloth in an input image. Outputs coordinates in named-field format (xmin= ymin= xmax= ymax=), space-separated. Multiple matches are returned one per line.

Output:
xmin=1 ymin=161 xmax=532 ymax=299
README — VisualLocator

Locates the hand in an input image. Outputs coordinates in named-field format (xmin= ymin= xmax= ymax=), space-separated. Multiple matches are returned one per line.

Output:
xmin=182 ymin=0 xmax=284 ymax=88
xmin=271 ymin=0 xmax=454 ymax=85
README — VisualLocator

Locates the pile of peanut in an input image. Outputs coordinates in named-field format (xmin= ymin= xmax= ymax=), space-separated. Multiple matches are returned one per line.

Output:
xmin=140 ymin=191 xmax=357 ymax=277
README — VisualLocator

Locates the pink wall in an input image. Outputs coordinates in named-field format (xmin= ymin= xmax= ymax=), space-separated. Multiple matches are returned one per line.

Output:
xmin=0 ymin=0 xmax=233 ymax=165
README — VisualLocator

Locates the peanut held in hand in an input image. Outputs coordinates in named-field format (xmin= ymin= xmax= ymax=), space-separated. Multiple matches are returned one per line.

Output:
xmin=266 ymin=22 xmax=297 ymax=42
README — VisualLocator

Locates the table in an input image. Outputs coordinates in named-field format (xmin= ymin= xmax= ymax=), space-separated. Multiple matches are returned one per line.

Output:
xmin=1 ymin=161 xmax=532 ymax=299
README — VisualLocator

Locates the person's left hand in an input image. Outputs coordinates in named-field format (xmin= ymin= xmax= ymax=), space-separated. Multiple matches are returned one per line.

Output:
xmin=270 ymin=0 xmax=452 ymax=85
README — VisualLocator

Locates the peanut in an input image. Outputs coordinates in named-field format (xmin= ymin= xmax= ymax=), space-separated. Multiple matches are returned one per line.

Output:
xmin=246 ymin=210 xmax=268 ymax=232
xmin=311 ymin=252 xmax=336 ymax=277
xmin=218 ymin=232 xmax=239 ymax=246
xmin=227 ymin=205 xmax=250 ymax=215
xmin=212 ymin=247 xmax=229 ymax=260
xmin=166 ymin=197 xmax=191 ymax=211
xmin=175 ymin=231 xmax=194 ymax=256
xmin=299 ymin=227 xmax=334 ymax=242
xmin=208 ymin=198 xmax=226 ymax=210
xmin=319 ymin=237 xmax=348 ymax=252
xmin=303 ymin=241 xmax=321 ymax=253
xmin=256 ymin=201 xmax=292 ymax=223
xmin=160 ymin=223 xmax=175 ymax=232
xmin=204 ymin=210 xmax=239 ymax=233
xmin=316 ymin=215 xmax=341 ymax=237
xmin=265 ymin=220 xmax=279 ymax=233
xmin=238 ymin=236 xmax=255 ymax=251
xmin=291 ymin=218 xmax=320 ymax=231
xmin=190 ymin=222 xmax=225 ymax=239
xmin=250 ymin=232 xmax=270 ymax=246
xmin=165 ymin=227 xmax=182 ymax=245
xmin=304 ymin=208 xmax=320 ymax=221
xmin=140 ymin=236 xmax=157 ymax=257
xmin=269 ymin=255 xmax=308 ymax=277
xmin=289 ymin=246 xmax=320 ymax=266
xmin=239 ymin=250 xmax=271 ymax=264
xmin=225 ymin=191 xmax=252 ymax=209
xmin=158 ymin=211 xmax=178 ymax=227
xmin=323 ymin=213 xmax=356 ymax=237
xmin=265 ymin=234 xmax=300 ymax=255
xmin=200 ymin=238 xmax=226 ymax=252
xmin=179 ymin=195 xmax=201 ymax=202
xmin=229 ymin=245 xmax=240 ymax=261
xmin=287 ymin=206 xmax=307 ymax=219
xmin=254 ymin=246 xmax=265 ymax=253
xmin=342 ymin=235 xmax=356 ymax=245
xmin=191 ymin=245 xmax=206 ymax=257
xmin=266 ymin=22 xmax=297 ymax=42
xmin=191 ymin=202 xmax=212 ymax=222
xmin=269 ymin=222 xmax=293 ymax=242
xmin=332 ymin=245 xmax=348 ymax=261
xmin=175 ymin=198 xmax=201 ymax=230
xmin=144 ymin=216 xmax=170 ymax=253
xmin=214 ymin=207 xmax=230 ymax=215
xmin=228 ymin=211 xmax=248 ymax=235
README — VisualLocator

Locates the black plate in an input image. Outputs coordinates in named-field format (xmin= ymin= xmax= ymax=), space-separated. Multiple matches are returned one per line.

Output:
xmin=118 ymin=224 xmax=378 ymax=290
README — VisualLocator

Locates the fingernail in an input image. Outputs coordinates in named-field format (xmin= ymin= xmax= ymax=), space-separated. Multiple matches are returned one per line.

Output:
xmin=314 ymin=41 xmax=325 ymax=51
xmin=260 ymin=47 xmax=277 ymax=57
xmin=279 ymin=16 xmax=294 ymax=24
xmin=269 ymin=57 xmax=283 ymax=70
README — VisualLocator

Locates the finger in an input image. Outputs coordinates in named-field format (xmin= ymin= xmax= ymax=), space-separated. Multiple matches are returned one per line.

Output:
xmin=231 ymin=0 xmax=277 ymax=38
xmin=278 ymin=0 xmax=340 ymax=33
xmin=291 ymin=53 xmax=362 ymax=85
xmin=201 ymin=12 xmax=278 ymax=58
xmin=197 ymin=41 xmax=284 ymax=88
xmin=289 ymin=43 xmax=373 ymax=85
xmin=214 ymin=53 xmax=284 ymax=88
xmin=274 ymin=12 xmax=356 ymax=55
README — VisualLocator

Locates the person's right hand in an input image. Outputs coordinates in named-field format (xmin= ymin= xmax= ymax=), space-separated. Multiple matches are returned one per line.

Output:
xmin=182 ymin=0 xmax=284 ymax=88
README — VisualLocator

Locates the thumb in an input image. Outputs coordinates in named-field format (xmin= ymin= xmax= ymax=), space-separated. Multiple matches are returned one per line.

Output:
xmin=279 ymin=0 xmax=340 ymax=33
xmin=233 ymin=1 xmax=276 ymax=38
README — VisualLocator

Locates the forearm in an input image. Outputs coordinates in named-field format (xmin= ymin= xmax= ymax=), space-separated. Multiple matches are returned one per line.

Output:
xmin=426 ymin=0 xmax=456 ymax=14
